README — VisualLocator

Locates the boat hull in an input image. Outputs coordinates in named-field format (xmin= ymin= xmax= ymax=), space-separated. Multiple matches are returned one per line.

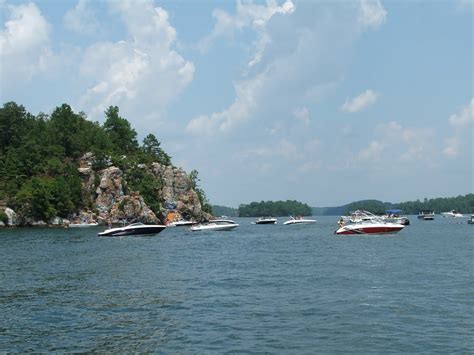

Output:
xmin=335 ymin=224 xmax=404 ymax=235
xmin=255 ymin=220 xmax=277 ymax=225
xmin=283 ymin=219 xmax=316 ymax=225
xmin=190 ymin=223 xmax=238 ymax=231
xmin=98 ymin=225 xmax=166 ymax=237
xmin=167 ymin=221 xmax=195 ymax=227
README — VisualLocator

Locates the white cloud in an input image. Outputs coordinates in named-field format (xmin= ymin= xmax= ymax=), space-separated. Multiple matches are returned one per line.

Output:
xmin=0 ymin=2 xmax=53 ymax=83
xmin=299 ymin=161 xmax=322 ymax=173
xmin=357 ymin=0 xmax=387 ymax=28
xmin=186 ymin=74 xmax=263 ymax=135
xmin=64 ymin=0 xmax=99 ymax=35
xmin=358 ymin=140 xmax=384 ymax=161
xmin=355 ymin=121 xmax=437 ymax=166
xmin=448 ymin=98 xmax=474 ymax=128
xmin=443 ymin=99 xmax=474 ymax=158
xmin=293 ymin=106 xmax=310 ymax=125
xmin=443 ymin=137 xmax=461 ymax=158
xmin=189 ymin=1 xmax=387 ymax=138
xmin=79 ymin=0 xmax=194 ymax=126
xmin=198 ymin=0 xmax=295 ymax=53
xmin=198 ymin=0 xmax=295 ymax=62
xmin=458 ymin=0 xmax=474 ymax=11
xmin=341 ymin=89 xmax=378 ymax=113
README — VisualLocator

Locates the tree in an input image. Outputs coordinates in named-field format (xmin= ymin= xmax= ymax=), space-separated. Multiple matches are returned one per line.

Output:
xmin=142 ymin=133 xmax=171 ymax=165
xmin=189 ymin=169 xmax=212 ymax=214
xmin=0 ymin=102 xmax=31 ymax=153
xmin=103 ymin=106 xmax=138 ymax=154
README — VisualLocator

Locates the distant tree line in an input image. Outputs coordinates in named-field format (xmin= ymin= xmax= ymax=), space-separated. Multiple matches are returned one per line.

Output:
xmin=239 ymin=200 xmax=312 ymax=217
xmin=312 ymin=194 xmax=474 ymax=215
xmin=212 ymin=205 xmax=238 ymax=217
xmin=394 ymin=194 xmax=474 ymax=215
xmin=0 ymin=102 xmax=211 ymax=222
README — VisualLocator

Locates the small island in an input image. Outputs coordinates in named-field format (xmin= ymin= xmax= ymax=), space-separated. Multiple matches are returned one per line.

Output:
xmin=238 ymin=200 xmax=312 ymax=217
xmin=0 ymin=102 xmax=212 ymax=227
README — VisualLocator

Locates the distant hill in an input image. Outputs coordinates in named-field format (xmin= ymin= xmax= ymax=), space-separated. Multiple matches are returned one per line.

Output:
xmin=212 ymin=205 xmax=238 ymax=217
xmin=312 ymin=194 xmax=474 ymax=215
xmin=239 ymin=200 xmax=312 ymax=217
xmin=312 ymin=200 xmax=394 ymax=216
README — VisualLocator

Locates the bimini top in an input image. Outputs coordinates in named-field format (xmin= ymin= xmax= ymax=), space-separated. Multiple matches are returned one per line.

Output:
xmin=386 ymin=209 xmax=402 ymax=214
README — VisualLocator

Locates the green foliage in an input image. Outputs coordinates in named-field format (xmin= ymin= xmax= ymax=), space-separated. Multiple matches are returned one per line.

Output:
xmin=0 ymin=101 xmax=183 ymax=222
xmin=313 ymin=194 xmax=474 ymax=215
xmin=189 ymin=169 xmax=213 ymax=214
xmin=124 ymin=167 xmax=162 ymax=214
xmin=395 ymin=194 xmax=474 ymax=214
xmin=212 ymin=205 xmax=238 ymax=217
xmin=239 ymin=200 xmax=312 ymax=217
xmin=0 ymin=211 xmax=8 ymax=224
xmin=141 ymin=134 xmax=171 ymax=165
xmin=103 ymin=106 xmax=138 ymax=154
xmin=344 ymin=200 xmax=393 ymax=215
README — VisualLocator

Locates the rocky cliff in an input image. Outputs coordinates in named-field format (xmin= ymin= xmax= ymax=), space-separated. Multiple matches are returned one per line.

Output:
xmin=0 ymin=153 xmax=212 ymax=227
xmin=77 ymin=153 xmax=211 ymax=226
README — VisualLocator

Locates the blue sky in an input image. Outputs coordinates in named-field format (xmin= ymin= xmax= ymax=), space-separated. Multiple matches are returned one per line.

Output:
xmin=1 ymin=0 xmax=472 ymax=207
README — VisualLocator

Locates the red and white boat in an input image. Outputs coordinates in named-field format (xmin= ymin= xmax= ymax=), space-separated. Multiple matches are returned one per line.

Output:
xmin=335 ymin=210 xmax=405 ymax=235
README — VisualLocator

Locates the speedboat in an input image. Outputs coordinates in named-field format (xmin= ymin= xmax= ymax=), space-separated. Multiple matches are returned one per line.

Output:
xmin=190 ymin=219 xmax=239 ymax=231
xmin=441 ymin=210 xmax=464 ymax=218
xmin=468 ymin=215 xmax=474 ymax=224
xmin=254 ymin=217 xmax=277 ymax=225
xmin=98 ymin=222 xmax=166 ymax=237
xmin=335 ymin=210 xmax=404 ymax=235
xmin=418 ymin=210 xmax=435 ymax=220
xmin=167 ymin=219 xmax=196 ymax=227
xmin=283 ymin=216 xmax=317 ymax=225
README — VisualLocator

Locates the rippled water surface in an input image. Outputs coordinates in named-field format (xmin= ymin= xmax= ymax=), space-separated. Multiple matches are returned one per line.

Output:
xmin=1 ymin=216 xmax=473 ymax=352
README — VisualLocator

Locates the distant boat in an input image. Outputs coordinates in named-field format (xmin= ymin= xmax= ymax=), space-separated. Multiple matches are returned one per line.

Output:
xmin=69 ymin=222 xmax=99 ymax=228
xmin=383 ymin=209 xmax=410 ymax=225
xmin=468 ymin=215 xmax=474 ymax=225
xmin=283 ymin=216 xmax=317 ymax=225
xmin=418 ymin=210 xmax=435 ymax=220
xmin=254 ymin=217 xmax=277 ymax=225
xmin=441 ymin=210 xmax=464 ymax=218
xmin=190 ymin=219 xmax=239 ymax=232
xmin=98 ymin=222 xmax=166 ymax=237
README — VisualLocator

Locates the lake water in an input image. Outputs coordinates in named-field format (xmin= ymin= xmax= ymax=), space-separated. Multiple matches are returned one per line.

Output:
xmin=1 ymin=216 xmax=472 ymax=353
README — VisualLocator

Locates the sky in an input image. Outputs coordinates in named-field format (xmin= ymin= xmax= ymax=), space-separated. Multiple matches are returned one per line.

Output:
xmin=1 ymin=0 xmax=473 ymax=207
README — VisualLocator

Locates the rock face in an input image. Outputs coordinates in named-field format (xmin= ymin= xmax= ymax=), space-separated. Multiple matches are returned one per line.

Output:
xmin=95 ymin=167 xmax=124 ymax=212
xmin=109 ymin=192 xmax=159 ymax=224
xmin=152 ymin=163 xmax=208 ymax=222
xmin=0 ymin=153 xmax=211 ymax=227
xmin=78 ymin=154 xmax=210 ymax=225
xmin=4 ymin=208 xmax=17 ymax=226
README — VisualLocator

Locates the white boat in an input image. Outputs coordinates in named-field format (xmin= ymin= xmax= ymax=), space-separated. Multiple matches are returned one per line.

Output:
xmin=190 ymin=219 xmax=239 ymax=231
xmin=441 ymin=210 xmax=464 ymax=218
xmin=167 ymin=220 xmax=196 ymax=227
xmin=341 ymin=210 xmax=377 ymax=223
xmin=418 ymin=210 xmax=435 ymax=220
xmin=69 ymin=222 xmax=99 ymax=228
xmin=335 ymin=210 xmax=405 ymax=235
xmin=283 ymin=216 xmax=317 ymax=225
xmin=383 ymin=209 xmax=410 ymax=225
xmin=98 ymin=222 xmax=166 ymax=237
xmin=254 ymin=217 xmax=277 ymax=225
